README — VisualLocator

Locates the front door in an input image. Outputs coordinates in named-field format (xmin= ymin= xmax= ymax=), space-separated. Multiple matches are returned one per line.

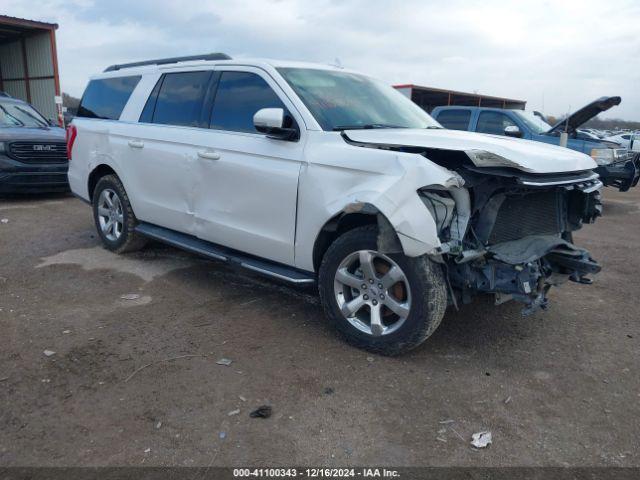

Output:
xmin=192 ymin=67 xmax=306 ymax=265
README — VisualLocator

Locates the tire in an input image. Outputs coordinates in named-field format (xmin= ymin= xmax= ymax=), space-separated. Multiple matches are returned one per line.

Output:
xmin=92 ymin=174 xmax=147 ymax=253
xmin=318 ymin=225 xmax=447 ymax=356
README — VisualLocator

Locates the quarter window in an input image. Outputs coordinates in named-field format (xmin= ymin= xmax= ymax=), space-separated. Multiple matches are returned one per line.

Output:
xmin=77 ymin=76 xmax=141 ymax=120
xmin=476 ymin=111 xmax=517 ymax=135
xmin=210 ymin=72 xmax=285 ymax=133
xmin=436 ymin=110 xmax=471 ymax=131
xmin=151 ymin=71 xmax=212 ymax=127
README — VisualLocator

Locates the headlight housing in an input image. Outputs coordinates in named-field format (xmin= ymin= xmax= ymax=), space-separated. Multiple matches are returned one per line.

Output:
xmin=465 ymin=149 xmax=520 ymax=169
xmin=590 ymin=148 xmax=616 ymax=165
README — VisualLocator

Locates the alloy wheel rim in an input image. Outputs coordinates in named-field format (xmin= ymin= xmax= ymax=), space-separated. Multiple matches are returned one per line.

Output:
xmin=97 ymin=188 xmax=124 ymax=242
xmin=333 ymin=250 xmax=412 ymax=337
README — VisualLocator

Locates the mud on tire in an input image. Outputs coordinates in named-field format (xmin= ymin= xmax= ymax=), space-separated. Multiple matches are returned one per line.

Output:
xmin=92 ymin=174 xmax=147 ymax=254
xmin=318 ymin=225 xmax=447 ymax=356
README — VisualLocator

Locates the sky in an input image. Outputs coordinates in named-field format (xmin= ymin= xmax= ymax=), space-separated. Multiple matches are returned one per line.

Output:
xmin=4 ymin=0 xmax=640 ymax=120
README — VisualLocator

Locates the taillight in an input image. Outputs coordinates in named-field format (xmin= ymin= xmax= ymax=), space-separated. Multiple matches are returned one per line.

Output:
xmin=66 ymin=124 xmax=77 ymax=161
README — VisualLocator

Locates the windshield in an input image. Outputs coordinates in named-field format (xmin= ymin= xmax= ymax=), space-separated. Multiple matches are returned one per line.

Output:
xmin=0 ymin=100 xmax=49 ymax=128
xmin=277 ymin=68 xmax=441 ymax=131
xmin=512 ymin=110 xmax=551 ymax=135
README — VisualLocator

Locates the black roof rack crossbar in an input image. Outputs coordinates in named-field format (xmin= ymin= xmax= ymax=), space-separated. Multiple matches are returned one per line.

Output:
xmin=104 ymin=53 xmax=232 ymax=72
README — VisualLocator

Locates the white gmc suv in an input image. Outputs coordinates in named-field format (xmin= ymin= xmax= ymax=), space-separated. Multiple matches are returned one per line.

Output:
xmin=67 ymin=53 xmax=603 ymax=355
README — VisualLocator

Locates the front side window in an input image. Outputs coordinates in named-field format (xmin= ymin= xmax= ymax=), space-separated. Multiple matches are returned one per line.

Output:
xmin=0 ymin=100 xmax=49 ymax=128
xmin=476 ymin=111 xmax=517 ymax=135
xmin=77 ymin=76 xmax=141 ymax=120
xmin=210 ymin=71 xmax=286 ymax=133
xmin=152 ymin=71 xmax=212 ymax=127
xmin=277 ymin=67 xmax=441 ymax=131
xmin=436 ymin=110 xmax=471 ymax=131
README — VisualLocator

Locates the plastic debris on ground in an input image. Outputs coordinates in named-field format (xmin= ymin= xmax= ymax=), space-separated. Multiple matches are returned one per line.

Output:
xmin=471 ymin=431 xmax=492 ymax=448
xmin=216 ymin=358 xmax=232 ymax=366
xmin=121 ymin=293 xmax=141 ymax=300
xmin=228 ymin=409 xmax=240 ymax=416
xmin=43 ymin=350 xmax=56 ymax=357
xmin=249 ymin=405 xmax=272 ymax=419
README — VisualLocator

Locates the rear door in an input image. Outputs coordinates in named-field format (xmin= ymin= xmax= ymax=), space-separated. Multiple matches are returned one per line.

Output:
xmin=192 ymin=67 xmax=305 ymax=265
xmin=123 ymin=70 xmax=214 ymax=233
xmin=433 ymin=108 xmax=472 ymax=131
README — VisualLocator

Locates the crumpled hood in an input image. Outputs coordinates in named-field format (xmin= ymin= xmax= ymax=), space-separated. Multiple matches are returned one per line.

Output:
xmin=344 ymin=128 xmax=597 ymax=174
xmin=0 ymin=126 xmax=65 ymax=143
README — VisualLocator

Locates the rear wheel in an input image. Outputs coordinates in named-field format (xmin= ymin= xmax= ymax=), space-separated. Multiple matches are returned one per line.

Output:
xmin=318 ymin=225 xmax=447 ymax=355
xmin=92 ymin=174 xmax=146 ymax=253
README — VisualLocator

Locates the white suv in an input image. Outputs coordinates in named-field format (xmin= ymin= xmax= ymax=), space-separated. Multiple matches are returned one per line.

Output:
xmin=68 ymin=53 xmax=603 ymax=354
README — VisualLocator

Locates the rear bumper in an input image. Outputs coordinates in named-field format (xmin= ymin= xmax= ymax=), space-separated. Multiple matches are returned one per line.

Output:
xmin=595 ymin=154 xmax=640 ymax=192
xmin=0 ymin=155 xmax=69 ymax=193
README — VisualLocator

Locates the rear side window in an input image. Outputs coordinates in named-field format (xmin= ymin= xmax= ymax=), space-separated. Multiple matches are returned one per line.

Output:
xmin=210 ymin=71 xmax=285 ymax=133
xmin=138 ymin=77 xmax=163 ymax=123
xmin=77 ymin=76 xmax=141 ymax=120
xmin=151 ymin=71 xmax=213 ymax=127
xmin=435 ymin=109 xmax=471 ymax=131
xmin=476 ymin=111 xmax=517 ymax=135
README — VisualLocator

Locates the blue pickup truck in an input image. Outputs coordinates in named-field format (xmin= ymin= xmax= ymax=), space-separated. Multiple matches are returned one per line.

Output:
xmin=432 ymin=97 xmax=639 ymax=191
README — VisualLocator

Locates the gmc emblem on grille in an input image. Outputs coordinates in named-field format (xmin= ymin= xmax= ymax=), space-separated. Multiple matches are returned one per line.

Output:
xmin=32 ymin=145 xmax=53 ymax=151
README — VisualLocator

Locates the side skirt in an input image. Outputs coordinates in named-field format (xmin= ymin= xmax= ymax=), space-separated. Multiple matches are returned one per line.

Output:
xmin=135 ymin=222 xmax=316 ymax=285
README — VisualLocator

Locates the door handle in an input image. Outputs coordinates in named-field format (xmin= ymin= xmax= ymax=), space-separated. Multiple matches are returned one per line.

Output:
xmin=197 ymin=150 xmax=221 ymax=160
xmin=128 ymin=140 xmax=144 ymax=149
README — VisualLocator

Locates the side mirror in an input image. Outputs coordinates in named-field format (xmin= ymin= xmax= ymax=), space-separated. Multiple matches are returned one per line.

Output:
xmin=504 ymin=125 xmax=522 ymax=138
xmin=253 ymin=108 xmax=298 ymax=141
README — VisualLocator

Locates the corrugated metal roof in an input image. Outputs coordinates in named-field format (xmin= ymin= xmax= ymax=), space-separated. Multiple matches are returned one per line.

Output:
xmin=0 ymin=15 xmax=58 ymax=30
xmin=393 ymin=83 xmax=525 ymax=104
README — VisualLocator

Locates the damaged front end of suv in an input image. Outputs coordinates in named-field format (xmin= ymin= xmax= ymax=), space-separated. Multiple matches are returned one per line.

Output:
xmin=420 ymin=152 xmax=602 ymax=314
xmin=341 ymin=129 xmax=603 ymax=316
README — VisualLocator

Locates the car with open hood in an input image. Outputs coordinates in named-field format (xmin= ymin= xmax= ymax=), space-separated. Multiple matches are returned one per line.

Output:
xmin=432 ymin=97 xmax=640 ymax=192
xmin=0 ymin=94 xmax=68 ymax=194
xmin=68 ymin=54 xmax=603 ymax=354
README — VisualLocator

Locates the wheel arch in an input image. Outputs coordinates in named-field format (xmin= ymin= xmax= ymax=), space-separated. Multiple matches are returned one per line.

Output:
xmin=87 ymin=164 xmax=119 ymax=202
xmin=312 ymin=203 xmax=404 ymax=272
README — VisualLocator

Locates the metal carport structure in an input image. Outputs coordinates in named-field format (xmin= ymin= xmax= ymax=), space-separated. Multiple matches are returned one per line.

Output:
xmin=0 ymin=15 xmax=62 ymax=125
xmin=394 ymin=84 xmax=526 ymax=114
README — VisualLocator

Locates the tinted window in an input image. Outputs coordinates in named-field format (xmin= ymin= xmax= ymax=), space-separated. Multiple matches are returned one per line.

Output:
xmin=139 ymin=77 xmax=163 ymax=123
xmin=152 ymin=71 xmax=212 ymax=127
xmin=436 ymin=110 xmax=471 ymax=131
xmin=77 ymin=76 xmax=141 ymax=120
xmin=476 ymin=111 xmax=517 ymax=135
xmin=210 ymin=72 xmax=285 ymax=133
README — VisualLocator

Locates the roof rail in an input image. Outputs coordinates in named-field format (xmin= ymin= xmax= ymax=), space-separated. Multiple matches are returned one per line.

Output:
xmin=104 ymin=53 xmax=232 ymax=72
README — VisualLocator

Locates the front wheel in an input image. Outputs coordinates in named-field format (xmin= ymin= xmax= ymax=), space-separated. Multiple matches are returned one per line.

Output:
xmin=318 ymin=225 xmax=447 ymax=356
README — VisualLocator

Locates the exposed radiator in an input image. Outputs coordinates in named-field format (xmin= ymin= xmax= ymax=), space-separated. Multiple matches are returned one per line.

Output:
xmin=488 ymin=191 xmax=561 ymax=244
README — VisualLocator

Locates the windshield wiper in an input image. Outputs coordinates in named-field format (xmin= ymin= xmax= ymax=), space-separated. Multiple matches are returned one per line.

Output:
xmin=332 ymin=123 xmax=406 ymax=131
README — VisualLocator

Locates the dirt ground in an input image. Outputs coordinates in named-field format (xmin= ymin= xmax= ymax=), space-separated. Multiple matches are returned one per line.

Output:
xmin=0 ymin=187 xmax=638 ymax=467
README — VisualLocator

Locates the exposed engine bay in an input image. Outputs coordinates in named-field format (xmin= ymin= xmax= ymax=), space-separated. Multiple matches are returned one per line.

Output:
xmin=340 ymin=132 xmax=604 ymax=315
xmin=419 ymin=164 xmax=602 ymax=314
